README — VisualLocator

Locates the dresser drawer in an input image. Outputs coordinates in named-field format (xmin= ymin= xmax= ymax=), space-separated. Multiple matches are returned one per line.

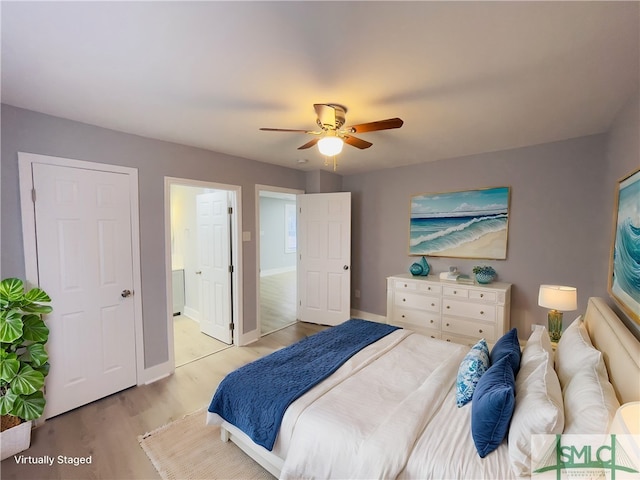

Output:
xmin=442 ymin=286 xmax=469 ymax=298
xmin=442 ymin=299 xmax=496 ymax=321
xmin=392 ymin=308 xmax=441 ymax=329
xmin=468 ymin=290 xmax=497 ymax=302
xmin=441 ymin=332 xmax=480 ymax=348
xmin=417 ymin=283 xmax=441 ymax=295
xmin=394 ymin=279 xmax=418 ymax=291
xmin=442 ymin=317 xmax=496 ymax=341
xmin=394 ymin=292 xmax=440 ymax=312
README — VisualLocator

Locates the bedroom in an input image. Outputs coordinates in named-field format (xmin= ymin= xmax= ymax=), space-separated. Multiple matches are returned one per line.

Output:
xmin=1 ymin=1 xmax=639 ymax=478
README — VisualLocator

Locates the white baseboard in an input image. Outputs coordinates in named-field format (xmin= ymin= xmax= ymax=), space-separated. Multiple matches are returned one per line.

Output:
xmin=182 ymin=306 xmax=200 ymax=322
xmin=350 ymin=309 xmax=387 ymax=324
xmin=140 ymin=361 xmax=173 ymax=385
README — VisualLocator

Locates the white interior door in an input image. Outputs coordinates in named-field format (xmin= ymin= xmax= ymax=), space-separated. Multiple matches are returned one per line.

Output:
xmin=197 ymin=191 xmax=233 ymax=344
xmin=32 ymin=163 xmax=138 ymax=419
xmin=297 ymin=192 xmax=351 ymax=326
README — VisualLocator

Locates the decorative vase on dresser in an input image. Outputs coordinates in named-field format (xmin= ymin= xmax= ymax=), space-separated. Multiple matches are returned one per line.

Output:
xmin=386 ymin=273 xmax=512 ymax=347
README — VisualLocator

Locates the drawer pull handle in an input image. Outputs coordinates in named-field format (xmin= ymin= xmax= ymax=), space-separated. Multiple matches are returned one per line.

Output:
xmin=446 ymin=305 xmax=450 ymax=309
xmin=431 ymin=303 xmax=435 ymax=306
xmin=453 ymin=290 xmax=457 ymax=294
xmin=404 ymin=284 xmax=408 ymax=287
xmin=430 ymin=320 xmax=434 ymax=324
xmin=446 ymin=339 xmax=451 ymax=342
xmin=480 ymin=293 xmax=484 ymax=298
xmin=480 ymin=311 xmax=484 ymax=315
xmin=446 ymin=323 xmax=450 ymax=327
xmin=403 ymin=298 xmax=406 ymax=302
xmin=401 ymin=314 xmax=405 ymax=318
xmin=479 ymin=329 xmax=483 ymax=333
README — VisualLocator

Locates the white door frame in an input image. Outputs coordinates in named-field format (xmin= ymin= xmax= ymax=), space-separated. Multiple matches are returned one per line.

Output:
xmin=18 ymin=152 xmax=145 ymax=384
xmin=255 ymin=185 xmax=304 ymax=336
xmin=164 ymin=177 xmax=243 ymax=362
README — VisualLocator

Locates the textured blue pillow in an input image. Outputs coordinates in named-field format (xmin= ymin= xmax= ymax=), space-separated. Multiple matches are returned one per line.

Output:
xmin=471 ymin=355 xmax=516 ymax=458
xmin=456 ymin=339 xmax=490 ymax=407
xmin=490 ymin=328 xmax=521 ymax=374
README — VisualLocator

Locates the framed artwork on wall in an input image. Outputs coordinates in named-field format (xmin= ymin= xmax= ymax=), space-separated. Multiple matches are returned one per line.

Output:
xmin=409 ymin=186 xmax=510 ymax=259
xmin=608 ymin=167 xmax=640 ymax=323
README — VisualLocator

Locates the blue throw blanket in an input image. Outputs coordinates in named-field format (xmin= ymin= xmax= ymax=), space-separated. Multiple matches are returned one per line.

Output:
xmin=208 ymin=319 xmax=400 ymax=450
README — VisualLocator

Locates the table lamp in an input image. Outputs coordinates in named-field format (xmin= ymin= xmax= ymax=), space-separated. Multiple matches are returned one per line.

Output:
xmin=538 ymin=285 xmax=577 ymax=342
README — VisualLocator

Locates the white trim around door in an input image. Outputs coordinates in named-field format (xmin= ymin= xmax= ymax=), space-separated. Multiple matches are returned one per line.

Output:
xmin=18 ymin=152 xmax=146 ymax=386
xmin=164 ymin=177 xmax=245 ymax=361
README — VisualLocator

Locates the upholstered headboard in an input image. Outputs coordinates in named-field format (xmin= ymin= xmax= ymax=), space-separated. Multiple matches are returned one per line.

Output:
xmin=583 ymin=297 xmax=640 ymax=404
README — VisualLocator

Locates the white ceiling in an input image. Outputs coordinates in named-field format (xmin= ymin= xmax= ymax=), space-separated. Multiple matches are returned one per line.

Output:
xmin=2 ymin=1 xmax=638 ymax=175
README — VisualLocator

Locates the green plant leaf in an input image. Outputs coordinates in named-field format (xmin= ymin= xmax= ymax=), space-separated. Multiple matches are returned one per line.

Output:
xmin=35 ymin=362 xmax=50 ymax=378
xmin=22 ymin=316 xmax=49 ymax=342
xmin=10 ymin=365 xmax=44 ymax=395
xmin=0 ymin=389 xmax=18 ymax=415
xmin=0 ymin=278 xmax=24 ymax=303
xmin=20 ymin=303 xmax=53 ymax=314
xmin=24 ymin=288 xmax=51 ymax=303
xmin=0 ymin=352 xmax=19 ymax=382
xmin=0 ymin=309 xmax=24 ymax=343
xmin=12 ymin=390 xmax=45 ymax=420
xmin=20 ymin=343 xmax=48 ymax=368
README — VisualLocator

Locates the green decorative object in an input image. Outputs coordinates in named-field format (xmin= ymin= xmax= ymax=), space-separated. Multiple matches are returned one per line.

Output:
xmin=0 ymin=278 xmax=52 ymax=425
xmin=409 ymin=256 xmax=430 ymax=276
xmin=472 ymin=265 xmax=496 ymax=284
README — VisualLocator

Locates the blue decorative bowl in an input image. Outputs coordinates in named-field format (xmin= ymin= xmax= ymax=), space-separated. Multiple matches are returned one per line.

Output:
xmin=475 ymin=272 xmax=495 ymax=284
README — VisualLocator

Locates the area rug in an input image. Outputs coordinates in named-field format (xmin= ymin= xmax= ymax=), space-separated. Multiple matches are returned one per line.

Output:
xmin=138 ymin=409 xmax=275 ymax=480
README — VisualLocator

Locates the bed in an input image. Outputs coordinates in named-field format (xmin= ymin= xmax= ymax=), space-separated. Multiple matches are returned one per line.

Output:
xmin=207 ymin=297 xmax=640 ymax=479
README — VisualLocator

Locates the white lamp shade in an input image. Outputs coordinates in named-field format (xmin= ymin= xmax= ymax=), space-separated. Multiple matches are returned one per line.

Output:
xmin=538 ymin=285 xmax=577 ymax=311
xmin=317 ymin=135 xmax=344 ymax=156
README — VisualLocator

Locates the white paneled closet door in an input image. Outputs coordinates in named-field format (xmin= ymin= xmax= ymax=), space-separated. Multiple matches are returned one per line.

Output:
xmin=32 ymin=162 xmax=137 ymax=418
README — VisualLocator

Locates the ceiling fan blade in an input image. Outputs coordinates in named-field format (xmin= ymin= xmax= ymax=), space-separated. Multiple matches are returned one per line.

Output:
xmin=298 ymin=138 xmax=320 ymax=150
xmin=259 ymin=128 xmax=315 ymax=133
xmin=345 ymin=117 xmax=404 ymax=134
xmin=343 ymin=135 xmax=373 ymax=149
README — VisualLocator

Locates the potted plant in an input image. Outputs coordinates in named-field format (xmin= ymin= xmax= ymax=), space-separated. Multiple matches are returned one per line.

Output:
xmin=472 ymin=265 xmax=496 ymax=284
xmin=0 ymin=278 xmax=52 ymax=460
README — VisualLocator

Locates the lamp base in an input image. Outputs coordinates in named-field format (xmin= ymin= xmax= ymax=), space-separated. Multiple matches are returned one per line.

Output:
xmin=548 ymin=310 xmax=563 ymax=343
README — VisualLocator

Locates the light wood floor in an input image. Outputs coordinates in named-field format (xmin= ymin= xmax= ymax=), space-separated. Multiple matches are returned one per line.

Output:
xmin=260 ymin=271 xmax=297 ymax=335
xmin=1 ymin=321 xmax=327 ymax=480
xmin=173 ymin=314 xmax=230 ymax=367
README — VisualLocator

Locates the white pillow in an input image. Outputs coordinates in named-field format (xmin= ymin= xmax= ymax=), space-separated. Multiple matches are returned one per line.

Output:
xmin=518 ymin=325 xmax=554 ymax=383
xmin=509 ymin=349 xmax=564 ymax=477
xmin=555 ymin=316 xmax=602 ymax=388
xmin=563 ymin=358 xmax=620 ymax=434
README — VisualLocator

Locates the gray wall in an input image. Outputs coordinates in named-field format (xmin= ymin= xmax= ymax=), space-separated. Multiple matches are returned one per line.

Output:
xmin=343 ymin=91 xmax=639 ymax=338
xmin=259 ymin=196 xmax=297 ymax=273
xmin=343 ymin=133 xmax=609 ymax=336
xmin=602 ymin=92 xmax=640 ymax=336
xmin=1 ymin=104 xmax=307 ymax=368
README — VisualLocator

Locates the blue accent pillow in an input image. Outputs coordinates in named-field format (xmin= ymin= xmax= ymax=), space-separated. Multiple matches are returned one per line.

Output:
xmin=471 ymin=355 xmax=516 ymax=458
xmin=456 ymin=338 xmax=490 ymax=407
xmin=490 ymin=328 xmax=521 ymax=374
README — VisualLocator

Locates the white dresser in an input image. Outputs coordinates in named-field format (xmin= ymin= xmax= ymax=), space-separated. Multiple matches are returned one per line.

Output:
xmin=386 ymin=274 xmax=511 ymax=347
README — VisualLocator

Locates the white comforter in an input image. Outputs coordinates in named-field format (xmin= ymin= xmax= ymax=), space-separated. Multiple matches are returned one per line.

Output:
xmin=274 ymin=329 xmax=515 ymax=480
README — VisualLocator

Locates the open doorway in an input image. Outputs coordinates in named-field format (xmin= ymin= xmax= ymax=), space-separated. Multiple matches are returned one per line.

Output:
xmin=256 ymin=186 xmax=303 ymax=336
xmin=166 ymin=179 xmax=241 ymax=367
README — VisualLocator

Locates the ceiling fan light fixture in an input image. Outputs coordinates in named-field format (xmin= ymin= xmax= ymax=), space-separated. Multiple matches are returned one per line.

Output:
xmin=317 ymin=135 xmax=344 ymax=157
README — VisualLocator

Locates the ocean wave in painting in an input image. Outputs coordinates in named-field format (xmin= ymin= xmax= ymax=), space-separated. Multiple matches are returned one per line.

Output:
xmin=410 ymin=213 xmax=508 ymax=254
xmin=613 ymin=217 xmax=640 ymax=303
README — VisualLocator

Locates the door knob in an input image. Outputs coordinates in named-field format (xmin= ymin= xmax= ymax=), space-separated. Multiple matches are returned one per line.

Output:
xmin=121 ymin=289 xmax=132 ymax=298
xmin=343 ymin=265 xmax=349 ymax=270
xmin=195 ymin=271 xmax=202 ymax=275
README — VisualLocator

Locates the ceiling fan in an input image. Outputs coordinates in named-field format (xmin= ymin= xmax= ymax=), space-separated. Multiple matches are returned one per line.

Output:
xmin=260 ymin=104 xmax=403 ymax=169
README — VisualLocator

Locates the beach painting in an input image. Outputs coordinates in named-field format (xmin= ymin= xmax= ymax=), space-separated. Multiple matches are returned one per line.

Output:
xmin=409 ymin=187 xmax=510 ymax=259
xmin=608 ymin=168 xmax=640 ymax=323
